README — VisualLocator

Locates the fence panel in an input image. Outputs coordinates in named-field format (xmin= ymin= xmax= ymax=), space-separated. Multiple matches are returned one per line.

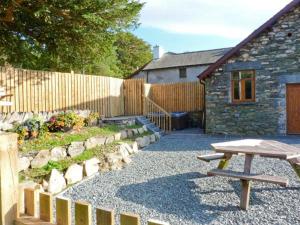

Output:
xmin=0 ymin=67 xmax=124 ymax=117
xmin=124 ymin=79 xmax=144 ymax=115
xmin=148 ymin=82 xmax=204 ymax=112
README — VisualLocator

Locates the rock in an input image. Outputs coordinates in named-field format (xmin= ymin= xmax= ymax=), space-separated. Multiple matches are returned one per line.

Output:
xmin=31 ymin=150 xmax=51 ymax=169
xmin=132 ymin=129 xmax=139 ymax=135
xmin=64 ymin=164 xmax=83 ymax=185
xmin=154 ymin=132 xmax=161 ymax=140
xmin=110 ymin=161 xmax=123 ymax=171
xmin=18 ymin=157 xmax=31 ymax=172
xmin=68 ymin=142 xmax=85 ymax=157
xmin=42 ymin=179 xmax=49 ymax=191
xmin=114 ymin=132 xmax=122 ymax=141
xmin=150 ymin=134 xmax=156 ymax=143
xmin=100 ymin=162 xmax=110 ymax=172
xmin=105 ymin=136 xmax=114 ymax=144
xmin=50 ymin=147 xmax=67 ymax=161
xmin=84 ymin=136 xmax=106 ymax=149
xmin=120 ymin=130 xmax=127 ymax=139
xmin=138 ymin=127 xmax=145 ymax=134
xmin=123 ymin=156 xmax=132 ymax=164
xmin=131 ymin=142 xmax=139 ymax=153
xmin=118 ymin=144 xmax=130 ymax=158
xmin=127 ymin=129 xmax=134 ymax=138
xmin=136 ymin=136 xmax=150 ymax=148
xmin=48 ymin=169 xmax=66 ymax=194
xmin=105 ymin=153 xmax=123 ymax=166
xmin=84 ymin=158 xmax=100 ymax=177
xmin=143 ymin=125 xmax=148 ymax=132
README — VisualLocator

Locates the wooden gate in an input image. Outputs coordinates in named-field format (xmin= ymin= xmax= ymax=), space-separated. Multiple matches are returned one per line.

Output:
xmin=124 ymin=79 xmax=144 ymax=115
xmin=287 ymin=84 xmax=300 ymax=134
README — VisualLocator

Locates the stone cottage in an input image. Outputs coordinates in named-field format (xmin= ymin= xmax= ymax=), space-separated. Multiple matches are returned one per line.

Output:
xmin=198 ymin=0 xmax=300 ymax=135
xmin=131 ymin=46 xmax=231 ymax=84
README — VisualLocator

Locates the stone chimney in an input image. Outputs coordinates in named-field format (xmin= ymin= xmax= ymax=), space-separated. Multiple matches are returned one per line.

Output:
xmin=153 ymin=45 xmax=164 ymax=60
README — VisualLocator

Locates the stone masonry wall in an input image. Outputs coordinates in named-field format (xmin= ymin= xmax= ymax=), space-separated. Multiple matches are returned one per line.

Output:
xmin=205 ymin=6 xmax=300 ymax=135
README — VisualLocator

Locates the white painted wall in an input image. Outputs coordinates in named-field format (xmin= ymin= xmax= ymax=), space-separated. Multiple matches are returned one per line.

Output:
xmin=132 ymin=65 xmax=208 ymax=84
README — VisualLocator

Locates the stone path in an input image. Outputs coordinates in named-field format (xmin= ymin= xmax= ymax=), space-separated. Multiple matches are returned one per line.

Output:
xmin=61 ymin=130 xmax=300 ymax=225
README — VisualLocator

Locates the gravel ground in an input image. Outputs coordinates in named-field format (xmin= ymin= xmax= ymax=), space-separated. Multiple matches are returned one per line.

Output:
xmin=60 ymin=130 xmax=300 ymax=225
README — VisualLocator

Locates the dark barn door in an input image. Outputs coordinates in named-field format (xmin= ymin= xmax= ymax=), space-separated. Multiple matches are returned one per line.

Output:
xmin=287 ymin=84 xmax=300 ymax=134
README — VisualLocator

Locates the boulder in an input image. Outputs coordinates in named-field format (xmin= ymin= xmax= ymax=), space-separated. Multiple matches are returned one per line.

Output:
xmin=123 ymin=156 xmax=132 ymax=164
xmin=84 ymin=136 xmax=106 ymax=149
xmin=18 ymin=157 xmax=31 ymax=172
xmin=50 ymin=147 xmax=67 ymax=161
xmin=31 ymin=150 xmax=51 ymax=169
xmin=105 ymin=153 xmax=123 ymax=166
xmin=42 ymin=179 xmax=49 ymax=191
xmin=68 ymin=142 xmax=85 ymax=157
xmin=138 ymin=127 xmax=145 ymax=134
xmin=132 ymin=129 xmax=139 ymax=135
xmin=131 ymin=142 xmax=139 ymax=153
xmin=142 ymin=125 xmax=148 ymax=132
xmin=127 ymin=129 xmax=134 ymax=138
xmin=136 ymin=136 xmax=150 ymax=148
xmin=150 ymin=134 xmax=156 ymax=143
xmin=118 ymin=144 xmax=130 ymax=158
xmin=154 ymin=132 xmax=161 ymax=140
xmin=120 ymin=130 xmax=127 ymax=139
xmin=100 ymin=162 xmax=110 ymax=172
xmin=48 ymin=169 xmax=66 ymax=194
xmin=105 ymin=136 xmax=115 ymax=144
xmin=84 ymin=158 xmax=100 ymax=177
xmin=114 ymin=132 xmax=122 ymax=141
xmin=64 ymin=164 xmax=83 ymax=185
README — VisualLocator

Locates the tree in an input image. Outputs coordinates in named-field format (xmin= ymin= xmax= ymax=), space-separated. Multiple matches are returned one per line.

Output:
xmin=0 ymin=0 xmax=144 ymax=75
xmin=114 ymin=32 xmax=152 ymax=78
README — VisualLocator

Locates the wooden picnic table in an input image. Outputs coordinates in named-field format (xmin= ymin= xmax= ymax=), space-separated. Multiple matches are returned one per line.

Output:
xmin=198 ymin=139 xmax=300 ymax=210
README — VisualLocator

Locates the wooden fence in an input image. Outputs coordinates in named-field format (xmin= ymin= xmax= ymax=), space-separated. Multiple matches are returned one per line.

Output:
xmin=16 ymin=188 xmax=169 ymax=225
xmin=0 ymin=66 xmax=124 ymax=117
xmin=123 ymin=79 xmax=144 ymax=116
xmin=147 ymin=82 xmax=204 ymax=113
xmin=0 ymin=66 xmax=204 ymax=118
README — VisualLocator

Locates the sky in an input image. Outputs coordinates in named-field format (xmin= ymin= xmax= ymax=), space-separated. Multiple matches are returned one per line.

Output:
xmin=133 ymin=0 xmax=292 ymax=53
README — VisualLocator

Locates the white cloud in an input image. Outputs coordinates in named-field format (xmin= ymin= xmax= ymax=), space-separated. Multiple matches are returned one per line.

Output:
xmin=139 ymin=0 xmax=292 ymax=39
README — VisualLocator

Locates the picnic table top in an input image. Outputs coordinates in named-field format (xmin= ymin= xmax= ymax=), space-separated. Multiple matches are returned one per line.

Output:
xmin=211 ymin=139 xmax=300 ymax=160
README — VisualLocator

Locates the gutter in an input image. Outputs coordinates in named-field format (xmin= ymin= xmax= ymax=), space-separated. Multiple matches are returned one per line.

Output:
xmin=200 ymin=79 xmax=206 ymax=133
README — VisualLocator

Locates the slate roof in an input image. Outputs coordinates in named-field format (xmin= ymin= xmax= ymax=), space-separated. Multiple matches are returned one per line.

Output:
xmin=143 ymin=48 xmax=232 ymax=71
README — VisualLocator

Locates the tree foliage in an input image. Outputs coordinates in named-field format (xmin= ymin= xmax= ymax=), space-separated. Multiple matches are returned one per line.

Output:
xmin=0 ymin=0 xmax=151 ymax=77
xmin=115 ymin=32 xmax=152 ymax=78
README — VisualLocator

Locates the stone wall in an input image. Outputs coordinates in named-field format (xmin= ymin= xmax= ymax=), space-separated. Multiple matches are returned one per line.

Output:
xmin=205 ymin=6 xmax=300 ymax=135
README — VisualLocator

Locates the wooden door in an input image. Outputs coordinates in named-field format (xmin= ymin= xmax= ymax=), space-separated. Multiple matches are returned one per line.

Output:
xmin=287 ymin=84 xmax=300 ymax=134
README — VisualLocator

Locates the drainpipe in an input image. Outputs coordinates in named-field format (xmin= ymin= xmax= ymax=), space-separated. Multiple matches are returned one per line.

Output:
xmin=200 ymin=79 xmax=206 ymax=133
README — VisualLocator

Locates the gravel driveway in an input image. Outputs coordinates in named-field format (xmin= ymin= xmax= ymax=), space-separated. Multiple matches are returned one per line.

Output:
xmin=61 ymin=130 xmax=300 ymax=225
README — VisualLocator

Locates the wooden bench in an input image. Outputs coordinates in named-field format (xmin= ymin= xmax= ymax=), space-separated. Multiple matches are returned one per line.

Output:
xmin=207 ymin=169 xmax=289 ymax=187
xmin=197 ymin=153 xmax=225 ymax=162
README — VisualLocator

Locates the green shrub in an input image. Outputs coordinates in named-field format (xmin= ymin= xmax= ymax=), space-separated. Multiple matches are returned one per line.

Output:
xmin=84 ymin=112 xmax=100 ymax=126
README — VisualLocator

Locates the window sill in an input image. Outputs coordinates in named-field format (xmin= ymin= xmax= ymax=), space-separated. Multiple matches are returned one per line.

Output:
xmin=227 ymin=102 xmax=257 ymax=106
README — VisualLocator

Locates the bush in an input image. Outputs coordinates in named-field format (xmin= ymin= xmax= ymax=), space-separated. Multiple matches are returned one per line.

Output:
xmin=47 ymin=112 xmax=84 ymax=132
xmin=13 ymin=116 xmax=48 ymax=142
xmin=84 ymin=112 xmax=100 ymax=126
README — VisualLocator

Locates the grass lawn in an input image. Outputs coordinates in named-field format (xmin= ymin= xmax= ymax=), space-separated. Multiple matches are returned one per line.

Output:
xmin=20 ymin=124 xmax=141 ymax=153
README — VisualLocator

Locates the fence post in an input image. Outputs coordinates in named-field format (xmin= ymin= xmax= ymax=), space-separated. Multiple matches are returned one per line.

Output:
xmin=0 ymin=132 xmax=18 ymax=225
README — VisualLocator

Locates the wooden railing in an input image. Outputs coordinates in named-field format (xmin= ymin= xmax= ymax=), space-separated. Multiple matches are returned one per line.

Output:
xmin=16 ymin=188 xmax=169 ymax=225
xmin=144 ymin=97 xmax=172 ymax=133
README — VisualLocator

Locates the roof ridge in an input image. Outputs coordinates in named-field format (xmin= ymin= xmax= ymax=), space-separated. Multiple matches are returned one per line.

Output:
xmin=166 ymin=47 xmax=232 ymax=56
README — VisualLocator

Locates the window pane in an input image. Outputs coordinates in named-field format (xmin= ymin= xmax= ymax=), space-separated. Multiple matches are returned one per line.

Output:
xmin=179 ymin=68 xmax=187 ymax=78
xmin=232 ymin=71 xmax=239 ymax=80
xmin=233 ymin=80 xmax=240 ymax=100
xmin=241 ymin=71 xmax=254 ymax=79
xmin=245 ymin=79 xmax=253 ymax=99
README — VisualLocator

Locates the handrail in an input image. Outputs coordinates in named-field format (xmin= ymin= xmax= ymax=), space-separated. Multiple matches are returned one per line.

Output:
xmin=144 ymin=97 xmax=172 ymax=133
xmin=145 ymin=97 xmax=171 ymax=117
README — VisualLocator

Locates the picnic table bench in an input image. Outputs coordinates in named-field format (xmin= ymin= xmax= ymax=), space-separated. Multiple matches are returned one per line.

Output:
xmin=198 ymin=139 xmax=300 ymax=210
